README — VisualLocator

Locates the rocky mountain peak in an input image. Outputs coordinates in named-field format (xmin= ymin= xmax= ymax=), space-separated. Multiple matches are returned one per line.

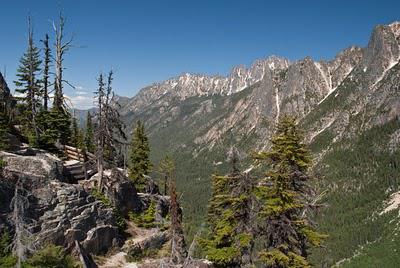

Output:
xmin=389 ymin=21 xmax=400 ymax=38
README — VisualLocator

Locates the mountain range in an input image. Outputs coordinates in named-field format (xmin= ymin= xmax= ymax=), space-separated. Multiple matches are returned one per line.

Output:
xmin=111 ymin=22 xmax=400 ymax=266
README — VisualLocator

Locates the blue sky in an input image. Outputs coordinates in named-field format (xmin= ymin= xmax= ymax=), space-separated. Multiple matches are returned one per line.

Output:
xmin=1 ymin=0 xmax=399 ymax=108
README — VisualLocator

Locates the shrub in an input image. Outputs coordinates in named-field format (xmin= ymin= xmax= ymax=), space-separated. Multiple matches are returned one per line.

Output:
xmin=23 ymin=244 xmax=77 ymax=268
xmin=129 ymin=201 xmax=157 ymax=228
xmin=91 ymin=189 xmax=126 ymax=232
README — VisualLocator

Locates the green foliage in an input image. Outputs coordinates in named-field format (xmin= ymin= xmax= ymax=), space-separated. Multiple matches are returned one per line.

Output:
xmin=0 ymin=111 xmax=9 ymax=150
xmin=254 ymin=116 xmax=326 ymax=267
xmin=126 ymin=248 xmax=159 ymax=262
xmin=85 ymin=111 xmax=95 ymax=153
xmin=129 ymin=201 xmax=157 ymax=228
xmin=309 ymin=118 xmax=400 ymax=266
xmin=91 ymin=189 xmax=127 ymax=232
xmin=0 ymin=230 xmax=16 ymax=267
xmin=70 ymin=116 xmax=80 ymax=147
xmin=50 ymin=107 xmax=72 ymax=145
xmin=201 ymin=169 xmax=254 ymax=267
xmin=0 ymin=158 xmax=6 ymax=171
xmin=23 ymin=244 xmax=77 ymax=268
xmin=259 ymin=249 xmax=310 ymax=268
xmin=41 ymin=33 xmax=51 ymax=111
xmin=14 ymin=18 xmax=42 ymax=145
xmin=158 ymin=154 xmax=175 ymax=195
xmin=142 ymin=88 xmax=256 ymax=243
xmin=0 ymin=255 xmax=17 ymax=268
xmin=128 ymin=120 xmax=152 ymax=191
xmin=91 ymin=189 xmax=113 ymax=207
xmin=35 ymin=109 xmax=74 ymax=150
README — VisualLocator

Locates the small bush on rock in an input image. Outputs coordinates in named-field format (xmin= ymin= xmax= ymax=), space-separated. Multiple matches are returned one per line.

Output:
xmin=23 ymin=244 xmax=77 ymax=268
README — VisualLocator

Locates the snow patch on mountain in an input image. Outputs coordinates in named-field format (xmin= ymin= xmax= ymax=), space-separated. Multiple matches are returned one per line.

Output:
xmin=380 ymin=191 xmax=400 ymax=215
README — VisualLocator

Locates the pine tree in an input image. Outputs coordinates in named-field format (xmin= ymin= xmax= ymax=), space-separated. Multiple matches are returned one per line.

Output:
xmin=158 ymin=154 xmax=175 ymax=195
xmin=201 ymin=147 xmax=254 ymax=268
xmin=103 ymin=70 xmax=126 ymax=164
xmin=170 ymin=179 xmax=187 ymax=264
xmin=95 ymin=73 xmax=106 ymax=188
xmin=71 ymin=114 xmax=79 ymax=148
xmin=41 ymin=33 xmax=51 ymax=111
xmin=0 ymin=114 xmax=8 ymax=151
xmin=50 ymin=12 xmax=73 ymax=146
xmin=94 ymin=71 xmax=127 ymax=188
xmin=0 ymin=73 xmax=10 ymax=150
xmin=253 ymin=116 xmax=326 ymax=268
xmin=85 ymin=111 xmax=95 ymax=153
xmin=14 ymin=17 xmax=42 ymax=146
xmin=128 ymin=120 xmax=152 ymax=192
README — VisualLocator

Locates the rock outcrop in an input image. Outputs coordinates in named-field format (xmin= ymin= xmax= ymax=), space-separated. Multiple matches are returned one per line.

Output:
xmin=0 ymin=151 xmax=120 ymax=255
xmin=85 ymin=168 xmax=142 ymax=216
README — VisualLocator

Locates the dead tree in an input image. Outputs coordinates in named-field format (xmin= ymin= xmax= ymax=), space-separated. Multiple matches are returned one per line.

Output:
xmin=94 ymin=71 xmax=126 ymax=189
xmin=41 ymin=33 xmax=51 ymax=111
xmin=169 ymin=180 xmax=187 ymax=264
xmin=52 ymin=12 xmax=74 ymax=111
xmin=12 ymin=179 xmax=35 ymax=267
xmin=95 ymin=73 xmax=105 ymax=188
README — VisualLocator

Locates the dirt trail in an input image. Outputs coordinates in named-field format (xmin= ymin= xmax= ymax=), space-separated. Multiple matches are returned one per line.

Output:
xmin=99 ymin=222 xmax=160 ymax=268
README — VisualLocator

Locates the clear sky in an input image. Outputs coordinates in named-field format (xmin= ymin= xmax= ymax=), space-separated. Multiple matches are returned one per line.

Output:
xmin=1 ymin=0 xmax=399 ymax=108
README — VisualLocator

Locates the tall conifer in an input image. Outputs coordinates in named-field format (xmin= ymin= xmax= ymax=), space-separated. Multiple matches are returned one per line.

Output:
xmin=41 ymin=33 xmax=51 ymax=111
xmin=202 ymin=147 xmax=254 ymax=268
xmin=50 ymin=12 xmax=73 ymax=145
xmin=159 ymin=154 xmax=175 ymax=195
xmin=253 ymin=116 xmax=326 ymax=267
xmin=85 ymin=111 xmax=94 ymax=153
xmin=14 ymin=17 xmax=42 ymax=146
xmin=128 ymin=120 xmax=152 ymax=191
xmin=94 ymin=71 xmax=126 ymax=188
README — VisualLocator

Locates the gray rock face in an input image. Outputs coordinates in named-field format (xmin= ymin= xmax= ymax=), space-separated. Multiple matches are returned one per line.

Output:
xmin=124 ymin=230 xmax=169 ymax=259
xmin=0 ymin=151 xmax=120 ymax=255
xmin=120 ymin=56 xmax=289 ymax=116
xmin=81 ymin=169 xmax=142 ymax=216
xmin=103 ymin=169 xmax=141 ymax=216
xmin=137 ymin=193 xmax=170 ymax=224
xmin=117 ymin=21 xmax=399 ymax=153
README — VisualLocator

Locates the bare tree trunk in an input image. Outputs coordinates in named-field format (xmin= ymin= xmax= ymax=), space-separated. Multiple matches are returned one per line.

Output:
xmin=53 ymin=12 xmax=73 ymax=111
xmin=97 ymin=150 xmax=103 ymax=189
xmin=12 ymin=179 xmax=34 ymax=267
xmin=170 ymin=180 xmax=187 ymax=264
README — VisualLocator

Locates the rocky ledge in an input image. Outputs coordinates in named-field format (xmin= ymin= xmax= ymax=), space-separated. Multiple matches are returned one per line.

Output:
xmin=0 ymin=151 xmax=119 ymax=255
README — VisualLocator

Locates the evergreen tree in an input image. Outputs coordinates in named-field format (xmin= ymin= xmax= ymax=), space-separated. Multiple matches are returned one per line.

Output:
xmin=253 ymin=116 xmax=326 ymax=267
xmin=128 ymin=120 xmax=152 ymax=191
xmin=50 ymin=12 xmax=73 ymax=145
xmin=95 ymin=73 xmax=106 ymax=187
xmin=85 ymin=111 xmax=94 ymax=153
xmin=94 ymin=71 xmax=127 ymax=188
xmin=170 ymin=179 xmax=187 ymax=264
xmin=24 ymin=244 xmax=76 ymax=268
xmin=14 ymin=17 xmax=42 ymax=146
xmin=41 ymin=33 xmax=51 ymax=111
xmin=201 ymin=147 xmax=254 ymax=268
xmin=0 ymin=231 xmax=16 ymax=268
xmin=158 ymin=154 xmax=175 ymax=195
xmin=71 ymin=114 xmax=79 ymax=148
xmin=0 ymin=113 xmax=8 ymax=151
xmin=0 ymin=73 xmax=12 ymax=150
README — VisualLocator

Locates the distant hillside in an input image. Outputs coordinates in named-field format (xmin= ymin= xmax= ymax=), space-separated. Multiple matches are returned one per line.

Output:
xmin=116 ymin=22 xmax=400 ymax=266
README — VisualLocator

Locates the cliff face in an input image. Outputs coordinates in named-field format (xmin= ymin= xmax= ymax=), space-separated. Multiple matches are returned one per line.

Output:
xmin=116 ymin=22 xmax=400 ymax=266
xmin=117 ymin=21 xmax=400 ymax=160
xmin=0 ymin=151 xmax=119 ymax=255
